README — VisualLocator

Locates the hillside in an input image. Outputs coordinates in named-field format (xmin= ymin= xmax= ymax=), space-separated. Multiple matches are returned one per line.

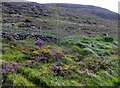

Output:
xmin=2 ymin=2 xmax=118 ymax=40
xmin=1 ymin=2 xmax=119 ymax=87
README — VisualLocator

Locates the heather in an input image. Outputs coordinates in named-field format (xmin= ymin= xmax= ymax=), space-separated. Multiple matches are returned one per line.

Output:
xmin=1 ymin=36 xmax=119 ymax=87
xmin=1 ymin=2 xmax=119 ymax=87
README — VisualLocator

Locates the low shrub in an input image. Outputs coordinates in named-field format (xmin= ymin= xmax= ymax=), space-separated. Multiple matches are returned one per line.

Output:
xmin=82 ymin=48 xmax=95 ymax=55
xmin=102 ymin=36 xmax=114 ymax=42
xmin=76 ymin=43 xmax=86 ymax=48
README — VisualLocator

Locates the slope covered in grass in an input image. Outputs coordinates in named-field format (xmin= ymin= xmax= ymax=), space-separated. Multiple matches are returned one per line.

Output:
xmin=2 ymin=36 xmax=119 ymax=87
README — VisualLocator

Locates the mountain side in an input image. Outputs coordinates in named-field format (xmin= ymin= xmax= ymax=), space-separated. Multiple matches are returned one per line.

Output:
xmin=1 ymin=2 xmax=119 ymax=87
xmin=54 ymin=3 xmax=118 ymax=20
xmin=2 ymin=2 xmax=118 ymax=40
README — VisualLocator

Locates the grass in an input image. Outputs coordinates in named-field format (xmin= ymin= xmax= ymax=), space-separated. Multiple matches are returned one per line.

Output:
xmin=7 ymin=74 xmax=36 ymax=86
xmin=1 ymin=36 xmax=119 ymax=87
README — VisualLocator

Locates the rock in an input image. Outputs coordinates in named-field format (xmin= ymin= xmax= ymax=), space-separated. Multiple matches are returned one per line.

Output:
xmin=6 ymin=35 xmax=15 ymax=41
xmin=24 ymin=19 xmax=31 ymax=23
xmin=103 ymin=33 xmax=109 ymax=36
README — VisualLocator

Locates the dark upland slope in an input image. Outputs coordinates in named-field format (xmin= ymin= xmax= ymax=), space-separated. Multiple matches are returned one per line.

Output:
xmin=2 ymin=2 xmax=118 ymax=40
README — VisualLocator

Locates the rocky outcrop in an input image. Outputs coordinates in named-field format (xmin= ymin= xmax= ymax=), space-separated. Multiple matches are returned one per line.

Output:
xmin=2 ymin=32 xmax=57 ymax=43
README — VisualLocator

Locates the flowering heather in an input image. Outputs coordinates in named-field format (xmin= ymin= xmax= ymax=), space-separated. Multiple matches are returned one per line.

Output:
xmin=76 ymin=54 xmax=85 ymax=60
xmin=51 ymin=49 xmax=58 ymax=54
xmin=12 ymin=62 xmax=19 ymax=69
xmin=85 ymin=69 xmax=89 ymax=74
xmin=52 ymin=50 xmax=65 ymax=59
xmin=35 ymin=39 xmax=46 ymax=48
xmin=2 ymin=61 xmax=19 ymax=75
xmin=52 ymin=49 xmax=65 ymax=54
xmin=79 ymin=62 xmax=87 ymax=65
xmin=52 ymin=66 xmax=62 ymax=74
xmin=3 ymin=61 xmax=8 ymax=69
xmin=35 ymin=56 xmax=43 ymax=61
xmin=55 ymin=53 xmax=64 ymax=59
xmin=25 ymin=60 xmax=34 ymax=67
xmin=35 ymin=56 xmax=47 ymax=62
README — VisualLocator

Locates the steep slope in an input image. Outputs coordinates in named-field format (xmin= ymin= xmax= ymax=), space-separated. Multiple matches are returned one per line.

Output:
xmin=2 ymin=2 xmax=118 ymax=40
xmin=1 ymin=2 xmax=119 ymax=87
xmin=55 ymin=3 xmax=118 ymax=20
